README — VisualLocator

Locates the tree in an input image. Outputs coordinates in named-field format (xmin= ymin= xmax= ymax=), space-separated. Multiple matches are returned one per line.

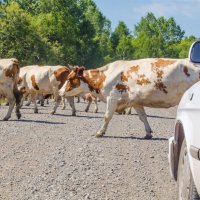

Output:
xmin=111 ymin=21 xmax=130 ymax=49
xmin=116 ymin=36 xmax=134 ymax=60
xmin=133 ymin=12 xmax=185 ymax=58
xmin=110 ymin=21 xmax=134 ymax=60
xmin=0 ymin=2 xmax=48 ymax=65
xmin=76 ymin=0 xmax=112 ymax=67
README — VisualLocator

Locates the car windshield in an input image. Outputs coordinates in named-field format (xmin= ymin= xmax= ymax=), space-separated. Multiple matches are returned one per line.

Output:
xmin=190 ymin=41 xmax=200 ymax=63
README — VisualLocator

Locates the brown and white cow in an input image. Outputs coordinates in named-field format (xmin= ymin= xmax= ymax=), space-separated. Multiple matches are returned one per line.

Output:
xmin=18 ymin=65 xmax=76 ymax=115
xmin=0 ymin=58 xmax=22 ymax=120
xmin=59 ymin=58 xmax=200 ymax=139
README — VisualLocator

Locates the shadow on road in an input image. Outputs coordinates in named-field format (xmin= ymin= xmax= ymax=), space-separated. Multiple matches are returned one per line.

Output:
xmin=130 ymin=113 xmax=175 ymax=120
xmin=16 ymin=119 xmax=66 ymax=124
xmin=54 ymin=113 xmax=103 ymax=118
xmin=102 ymin=135 xmax=168 ymax=141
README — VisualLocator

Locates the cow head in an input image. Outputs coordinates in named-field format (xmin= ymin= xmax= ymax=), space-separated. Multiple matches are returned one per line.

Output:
xmin=67 ymin=66 xmax=85 ymax=79
xmin=59 ymin=66 xmax=89 ymax=97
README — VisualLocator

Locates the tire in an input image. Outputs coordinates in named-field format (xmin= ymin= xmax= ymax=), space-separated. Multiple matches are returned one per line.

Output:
xmin=178 ymin=139 xmax=200 ymax=200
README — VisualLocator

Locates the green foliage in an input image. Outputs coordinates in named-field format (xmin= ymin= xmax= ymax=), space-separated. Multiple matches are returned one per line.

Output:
xmin=0 ymin=2 xmax=48 ymax=65
xmin=110 ymin=21 xmax=135 ymax=60
xmin=111 ymin=21 xmax=130 ymax=49
xmin=76 ymin=0 xmax=112 ymax=67
xmin=177 ymin=36 xmax=197 ymax=58
xmin=0 ymin=2 xmax=198 ymax=68
xmin=133 ymin=12 xmax=185 ymax=58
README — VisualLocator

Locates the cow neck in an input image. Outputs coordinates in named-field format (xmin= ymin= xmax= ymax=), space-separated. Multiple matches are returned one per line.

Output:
xmin=81 ymin=69 xmax=106 ymax=94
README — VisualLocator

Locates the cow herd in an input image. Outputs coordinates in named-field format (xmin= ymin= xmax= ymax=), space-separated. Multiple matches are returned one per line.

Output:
xmin=1 ymin=57 xmax=200 ymax=139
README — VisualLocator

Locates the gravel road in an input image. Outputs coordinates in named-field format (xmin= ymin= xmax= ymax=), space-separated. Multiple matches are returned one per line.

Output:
xmin=0 ymin=100 xmax=177 ymax=200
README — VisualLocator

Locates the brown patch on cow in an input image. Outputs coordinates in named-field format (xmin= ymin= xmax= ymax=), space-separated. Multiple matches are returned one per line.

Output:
xmin=31 ymin=75 xmax=39 ymax=90
xmin=152 ymin=59 xmax=176 ymax=68
xmin=12 ymin=58 xmax=20 ymax=74
xmin=54 ymin=67 xmax=71 ymax=89
xmin=18 ymin=77 xmax=22 ymax=84
xmin=19 ymin=87 xmax=26 ymax=94
xmin=183 ymin=66 xmax=190 ymax=77
xmin=82 ymin=70 xmax=106 ymax=93
xmin=65 ymin=78 xmax=80 ymax=92
xmin=136 ymin=74 xmax=151 ymax=85
xmin=5 ymin=64 xmax=19 ymax=79
xmin=151 ymin=63 xmax=168 ymax=94
xmin=67 ymin=71 xmax=77 ymax=80
xmin=125 ymin=65 xmax=140 ymax=80
xmin=116 ymin=84 xmax=128 ymax=93
xmin=156 ymin=70 xmax=164 ymax=78
xmin=130 ymin=65 xmax=139 ymax=72
xmin=154 ymin=80 xmax=168 ymax=94
xmin=121 ymin=72 xmax=128 ymax=82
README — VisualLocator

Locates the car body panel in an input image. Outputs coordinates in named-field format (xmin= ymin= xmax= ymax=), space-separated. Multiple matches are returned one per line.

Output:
xmin=169 ymin=81 xmax=200 ymax=194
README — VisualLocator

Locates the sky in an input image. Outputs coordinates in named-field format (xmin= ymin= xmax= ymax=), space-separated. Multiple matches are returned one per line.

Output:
xmin=93 ymin=0 xmax=200 ymax=38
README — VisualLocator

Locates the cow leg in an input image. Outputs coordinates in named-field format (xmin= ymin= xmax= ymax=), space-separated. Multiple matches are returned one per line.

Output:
xmin=133 ymin=106 xmax=153 ymax=139
xmin=126 ymin=107 xmax=132 ymax=115
xmin=66 ymin=96 xmax=76 ymax=116
xmin=51 ymin=95 xmax=61 ymax=114
xmin=93 ymin=97 xmax=98 ymax=113
xmin=15 ymin=102 xmax=21 ymax=119
xmin=19 ymin=95 xmax=25 ymax=108
xmin=25 ymin=95 xmax=32 ymax=106
xmin=76 ymin=96 xmax=80 ymax=103
xmin=96 ymin=97 xmax=118 ymax=137
xmin=31 ymin=94 xmax=38 ymax=113
xmin=38 ymin=95 xmax=44 ymax=106
xmin=13 ymin=87 xmax=22 ymax=119
xmin=3 ymin=95 xmax=15 ymax=121
xmin=85 ymin=100 xmax=92 ymax=112
xmin=61 ymin=97 xmax=66 ymax=110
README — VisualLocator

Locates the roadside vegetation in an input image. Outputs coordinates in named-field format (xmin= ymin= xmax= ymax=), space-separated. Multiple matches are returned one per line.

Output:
xmin=0 ymin=0 xmax=198 ymax=68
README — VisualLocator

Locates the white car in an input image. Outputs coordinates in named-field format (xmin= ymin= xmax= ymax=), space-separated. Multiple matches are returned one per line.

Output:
xmin=169 ymin=40 xmax=200 ymax=200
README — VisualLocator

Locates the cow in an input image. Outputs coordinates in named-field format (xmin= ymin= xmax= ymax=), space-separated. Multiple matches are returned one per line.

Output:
xmin=59 ymin=58 xmax=200 ymax=139
xmin=0 ymin=58 xmax=22 ymax=120
xmin=18 ymin=65 xmax=76 ymax=115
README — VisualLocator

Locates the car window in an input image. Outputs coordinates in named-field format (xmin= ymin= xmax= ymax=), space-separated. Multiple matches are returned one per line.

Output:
xmin=190 ymin=41 xmax=200 ymax=63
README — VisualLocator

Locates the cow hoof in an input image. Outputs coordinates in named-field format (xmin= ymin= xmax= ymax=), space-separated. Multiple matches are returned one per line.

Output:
xmin=144 ymin=135 xmax=153 ymax=139
xmin=72 ymin=112 xmax=76 ymax=116
xmin=85 ymin=109 xmax=88 ymax=112
xmin=16 ymin=113 xmax=21 ymax=119
xmin=95 ymin=131 xmax=105 ymax=138
xmin=51 ymin=111 xmax=55 ymax=115
xmin=34 ymin=109 xmax=38 ymax=114
xmin=3 ymin=117 xmax=9 ymax=121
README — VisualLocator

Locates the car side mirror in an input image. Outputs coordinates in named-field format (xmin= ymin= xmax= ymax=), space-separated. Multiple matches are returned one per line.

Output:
xmin=188 ymin=40 xmax=200 ymax=63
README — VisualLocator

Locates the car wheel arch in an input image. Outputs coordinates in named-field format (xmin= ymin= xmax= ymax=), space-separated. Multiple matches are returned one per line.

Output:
xmin=174 ymin=121 xmax=185 ymax=180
